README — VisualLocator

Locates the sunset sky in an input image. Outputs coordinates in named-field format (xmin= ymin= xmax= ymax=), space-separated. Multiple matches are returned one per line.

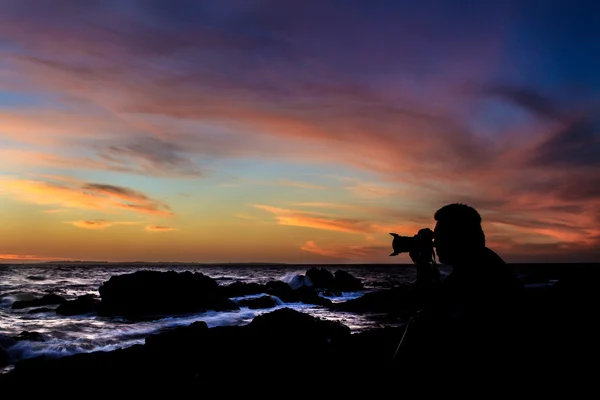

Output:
xmin=1 ymin=0 xmax=599 ymax=263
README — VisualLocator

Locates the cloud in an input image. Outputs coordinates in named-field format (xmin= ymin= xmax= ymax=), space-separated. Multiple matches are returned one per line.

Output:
xmin=253 ymin=204 xmax=375 ymax=234
xmin=528 ymin=117 xmax=600 ymax=169
xmin=146 ymin=225 xmax=177 ymax=232
xmin=300 ymin=241 xmax=387 ymax=259
xmin=0 ymin=176 xmax=173 ymax=216
xmin=0 ymin=253 xmax=73 ymax=262
xmin=98 ymin=137 xmax=204 ymax=178
xmin=480 ymin=85 xmax=565 ymax=121
xmin=0 ymin=139 xmax=204 ymax=179
xmin=68 ymin=220 xmax=113 ymax=230
xmin=0 ymin=2 xmax=598 ymax=261
xmin=67 ymin=220 xmax=140 ymax=230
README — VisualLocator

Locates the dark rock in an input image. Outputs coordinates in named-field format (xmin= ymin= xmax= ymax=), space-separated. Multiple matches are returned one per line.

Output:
xmin=220 ymin=281 xmax=265 ymax=298
xmin=14 ymin=331 xmax=45 ymax=342
xmin=333 ymin=285 xmax=423 ymax=315
xmin=11 ymin=294 xmax=66 ymax=309
xmin=236 ymin=295 xmax=279 ymax=309
xmin=294 ymin=285 xmax=333 ymax=306
xmin=27 ymin=307 xmax=55 ymax=314
xmin=56 ymin=294 xmax=100 ymax=316
xmin=98 ymin=270 xmax=239 ymax=317
xmin=145 ymin=321 xmax=209 ymax=350
xmin=0 ymin=345 xmax=9 ymax=368
xmin=303 ymin=268 xmax=364 ymax=292
xmin=334 ymin=269 xmax=364 ymax=291
xmin=248 ymin=307 xmax=350 ymax=339
xmin=1 ymin=308 xmax=355 ymax=386
xmin=265 ymin=280 xmax=332 ymax=306
xmin=306 ymin=267 xmax=335 ymax=289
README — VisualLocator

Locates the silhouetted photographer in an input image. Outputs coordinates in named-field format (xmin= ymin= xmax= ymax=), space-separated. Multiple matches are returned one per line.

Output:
xmin=390 ymin=203 xmax=523 ymax=378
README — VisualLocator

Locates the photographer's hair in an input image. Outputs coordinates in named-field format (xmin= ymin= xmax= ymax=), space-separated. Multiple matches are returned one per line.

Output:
xmin=434 ymin=203 xmax=486 ymax=247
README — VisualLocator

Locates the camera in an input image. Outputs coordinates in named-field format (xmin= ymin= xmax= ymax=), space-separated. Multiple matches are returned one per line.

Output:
xmin=389 ymin=228 xmax=434 ymax=256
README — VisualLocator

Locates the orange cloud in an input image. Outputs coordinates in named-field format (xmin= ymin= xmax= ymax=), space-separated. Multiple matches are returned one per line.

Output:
xmin=0 ymin=254 xmax=73 ymax=262
xmin=0 ymin=176 xmax=172 ymax=217
xmin=67 ymin=220 xmax=140 ymax=230
xmin=253 ymin=205 xmax=375 ymax=234
xmin=69 ymin=220 xmax=113 ymax=230
xmin=146 ymin=225 xmax=177 ymax=232
xmin=300 ymin=241 xmax=386 ymax=259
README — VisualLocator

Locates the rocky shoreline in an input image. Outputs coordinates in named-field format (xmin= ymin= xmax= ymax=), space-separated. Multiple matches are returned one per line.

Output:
xmin=1 ymin=266 xmax=598 ymax=389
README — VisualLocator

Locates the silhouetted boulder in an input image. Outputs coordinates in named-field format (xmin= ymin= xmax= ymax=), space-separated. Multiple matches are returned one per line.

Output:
xmin=220 ymin=281 xmax=265 ymax=298
xmin=334 ymin=270 xmax=364 ymax=291
xmin=248 ymin=307 xmax=350 ymax=338
xmin=306 ymin=267 xmax=335 ymax=288
xmin=303 ymin=268 xmax=364 ymax=292
xmin=98 ymin=270 xmax=239 ymax=318
xmin=236 ymin=295 xmax=280 ymax=309
xmin=56 ymin=294 xmax=100 ymax=316
xmin=11 ymin=294 xmax=66 ymax=309
xmin=294 ymin=285 xmax=333 ymax=306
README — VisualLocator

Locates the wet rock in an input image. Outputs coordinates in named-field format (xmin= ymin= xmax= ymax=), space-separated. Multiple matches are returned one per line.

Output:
xmin=305 ymin=268 xmax=364 ymax=292
xmin=220 ymin=281 xmax=265 ymax=298
xmin=265 ymin=280 xmax=332 ymax=306
xmin=334 ymin=270 xmax=364 ymax=291
xmin=11 ymin=294 xmax=66 ymax=309
xmin=56 ymin=294 xmax=100 ymax=316
xmin=306 ymin=267 xmax=335 ymax=289
xmin=236 ymin=295 xmax=279 ymax=309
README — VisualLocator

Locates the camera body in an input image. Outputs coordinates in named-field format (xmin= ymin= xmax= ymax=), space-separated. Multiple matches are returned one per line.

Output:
xmin=389 ymin=228 xmax=434 ymax=256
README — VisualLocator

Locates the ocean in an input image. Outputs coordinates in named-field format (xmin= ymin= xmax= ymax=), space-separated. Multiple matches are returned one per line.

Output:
xmin=0 ymin=262 xmax=556 ymax=370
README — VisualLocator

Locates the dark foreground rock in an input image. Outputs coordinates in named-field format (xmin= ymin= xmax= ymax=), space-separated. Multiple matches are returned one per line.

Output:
xmin=0 ymin=297 xmax=596 ymax=391
xmin=2 ymin=267 xmax=597 ymax=391
xmin=0 ymin=308 xmax=361 ymax=386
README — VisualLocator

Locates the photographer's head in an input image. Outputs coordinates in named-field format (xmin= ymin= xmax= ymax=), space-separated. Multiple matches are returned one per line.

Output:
xmin=433 ymin=203 xmax=485 ymax=265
